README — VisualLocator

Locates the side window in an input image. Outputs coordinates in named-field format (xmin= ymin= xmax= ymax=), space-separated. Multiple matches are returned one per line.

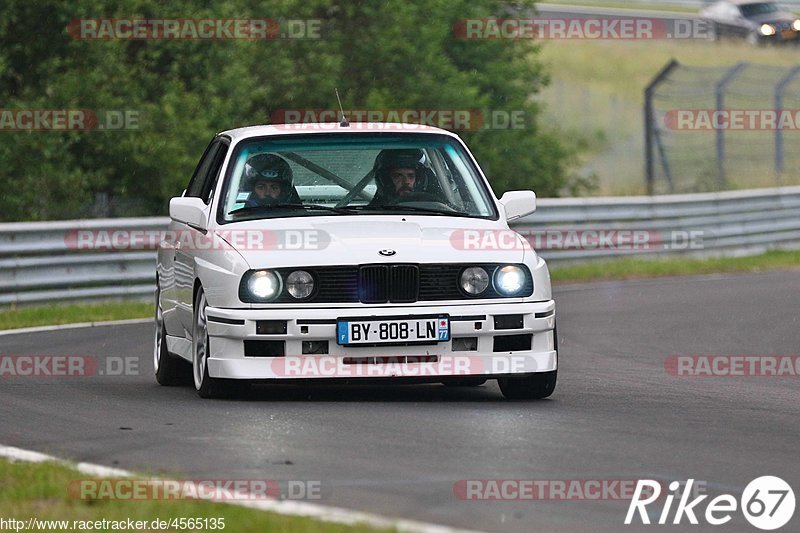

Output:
xmin=185 ymin=140 xmax=220 ymax=199
xmin=200 ymin=141 xmax=229 ymax=203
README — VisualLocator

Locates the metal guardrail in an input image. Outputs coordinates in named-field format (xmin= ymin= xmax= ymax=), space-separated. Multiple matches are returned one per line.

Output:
xmin=2 ymin=186 xmax=800 ymax=305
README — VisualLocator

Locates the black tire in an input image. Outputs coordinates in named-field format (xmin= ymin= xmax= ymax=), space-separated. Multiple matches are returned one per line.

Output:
xmin=708 ymin=22 xmax=719 ymax=42
xmin=498 ymin=320 xmax=558 ymax=400
xmin=498 ymin=370 xmax=557 ymax=400
xmin=193 ymin=287 xmax=242 ymax=398
xmin=154 ymin=283 xmax=190 ymax=386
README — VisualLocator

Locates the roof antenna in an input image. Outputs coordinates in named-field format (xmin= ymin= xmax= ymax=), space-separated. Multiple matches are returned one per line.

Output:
xmin=335 ymin=88 xmax=349 ymax=127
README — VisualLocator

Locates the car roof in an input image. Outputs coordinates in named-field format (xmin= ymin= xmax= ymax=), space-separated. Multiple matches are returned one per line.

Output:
xmin=218 ymin=123 xmax=461 ymax=142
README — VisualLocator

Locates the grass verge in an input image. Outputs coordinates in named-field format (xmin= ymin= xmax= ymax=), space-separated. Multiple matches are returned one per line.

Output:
xmin=0 ymin=251 xmax=798 ymax=331
xmin=538 ymin=35 xmax=800 ymax=195
xmin=0 ymin=302 xmax=153 ymax=331
xmin=0 ymin=457 xmax=390 ymax=533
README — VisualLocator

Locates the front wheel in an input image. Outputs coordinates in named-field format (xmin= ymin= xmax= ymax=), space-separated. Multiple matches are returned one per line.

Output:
xmin=498 ymin=371 xmax=557 ymax=400
xmin=708 ymin=22 xmax=719 ymax=42
xmin=498 ymin=321 xmax=558 ymax=399
xmin=193 ymin=287 xmax=238 ymax=398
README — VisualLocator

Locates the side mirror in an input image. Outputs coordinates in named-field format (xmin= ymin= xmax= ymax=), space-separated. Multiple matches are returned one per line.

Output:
xmin=499 ymin=190 xmax=536 ymax=222
xmin=169 ymin=197 xmax=209 ymax=231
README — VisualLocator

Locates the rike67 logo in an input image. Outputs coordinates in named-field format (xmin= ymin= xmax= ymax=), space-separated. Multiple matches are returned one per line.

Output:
xmin=626 ymin=477 xmax=795 ymax=530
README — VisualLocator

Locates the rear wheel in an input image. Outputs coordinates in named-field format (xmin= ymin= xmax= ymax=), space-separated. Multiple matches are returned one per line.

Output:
xmin=154 ymin=283 xmax=189 ymax=385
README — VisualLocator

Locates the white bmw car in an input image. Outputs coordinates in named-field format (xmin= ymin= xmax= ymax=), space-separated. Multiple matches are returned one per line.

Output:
xmin=155 ymin=123 xmax=557 ymax=399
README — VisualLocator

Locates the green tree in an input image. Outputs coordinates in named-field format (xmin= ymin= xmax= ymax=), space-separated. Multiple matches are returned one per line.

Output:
xmin=0 ymin=0 xmax=571 ymax=221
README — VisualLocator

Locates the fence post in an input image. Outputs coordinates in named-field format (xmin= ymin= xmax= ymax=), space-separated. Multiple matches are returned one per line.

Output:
xmin=714 ymin=62 xmax=747 ymax=189
xmin=645 ymin=59 xmax=679 ymax=195
xmin=774 ymin=66 xmax=800 ymax=176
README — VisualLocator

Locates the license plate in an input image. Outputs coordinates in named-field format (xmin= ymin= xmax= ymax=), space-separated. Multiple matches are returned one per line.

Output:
xmin=337 ymin=316 xmax=450 ymax=345
xmin=782 ymin=29 xmax=795 ymax=39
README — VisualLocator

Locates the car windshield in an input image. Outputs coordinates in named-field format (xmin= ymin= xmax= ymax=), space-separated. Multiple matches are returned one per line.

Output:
xmin=739 ymin=2 xmax=779 ymax=17
xmin=218 ymin=134 xmax=498 ymax=222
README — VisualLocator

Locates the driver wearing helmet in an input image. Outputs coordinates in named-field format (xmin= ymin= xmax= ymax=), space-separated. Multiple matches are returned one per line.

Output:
xmin=243 ymin=154 xmax=295 ymax=207
xmin=369 ymin=149 xmax=430 ymax=206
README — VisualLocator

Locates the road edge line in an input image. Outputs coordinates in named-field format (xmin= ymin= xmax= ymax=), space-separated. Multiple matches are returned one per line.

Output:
xmin=0 ymin=445 xmax=481 ymax=533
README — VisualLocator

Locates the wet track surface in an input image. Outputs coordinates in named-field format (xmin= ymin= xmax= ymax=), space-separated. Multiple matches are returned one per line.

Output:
xmin=1 ymin=271 xmax=798 ymax=532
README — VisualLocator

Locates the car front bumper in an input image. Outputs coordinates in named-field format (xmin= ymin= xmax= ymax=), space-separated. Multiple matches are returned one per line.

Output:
xmin=204 ymin=301 xmax=557 ymax=380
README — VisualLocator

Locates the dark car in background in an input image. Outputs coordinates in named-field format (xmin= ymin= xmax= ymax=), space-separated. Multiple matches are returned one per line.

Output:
xmin=700 ymin=0 xmax=800 ymax=43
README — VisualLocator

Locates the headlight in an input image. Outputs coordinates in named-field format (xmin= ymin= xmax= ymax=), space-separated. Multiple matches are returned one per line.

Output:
xmin=286 ymin=270 xmax=314 ymax=299
xmin=792 ymin=19 xmax=800 ymax=31
xmin=494 ymin=265 xmax=526 ymax=296
xmin=242 ymin=270 xmax=281 ymax=301
xmin=460 ymin=267 xmax=489 ymax=295
xmin=760 ymin=23 xmax=776 ymax=36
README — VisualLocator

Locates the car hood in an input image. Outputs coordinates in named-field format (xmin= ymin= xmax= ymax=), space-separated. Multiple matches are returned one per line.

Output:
xmin=216 ymin=216 xmax=530 ymax=268
xmin=748 ymin=11 xmax=797 ymax=24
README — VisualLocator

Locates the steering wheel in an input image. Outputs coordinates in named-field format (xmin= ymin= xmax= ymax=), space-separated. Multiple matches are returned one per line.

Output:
xmin=394 ymin=192 xmax=442 ymax=203
xmin=392 ymin=192 xmax=458 ymax=212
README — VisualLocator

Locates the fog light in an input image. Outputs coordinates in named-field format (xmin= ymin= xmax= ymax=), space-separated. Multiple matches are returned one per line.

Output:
xmin=302 ymin=341 xmax=329 ymax=354
xmin=452 ymin=337 xmax=478 ymax=351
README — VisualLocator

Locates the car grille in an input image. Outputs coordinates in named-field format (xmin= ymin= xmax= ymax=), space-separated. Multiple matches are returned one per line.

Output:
xmin=273 ymin=263 xmax=532 ymax=303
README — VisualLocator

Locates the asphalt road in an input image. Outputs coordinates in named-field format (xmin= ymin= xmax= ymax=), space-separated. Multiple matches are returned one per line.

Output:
xmin=1 ymin=271 xmax=798 ymax=532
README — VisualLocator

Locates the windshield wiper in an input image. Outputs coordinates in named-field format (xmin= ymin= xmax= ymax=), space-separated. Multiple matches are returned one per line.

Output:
xmin=229 ymin=203 xmax=357 ymax=216
xmin=352 ymin=204 xmax=465 ymax=216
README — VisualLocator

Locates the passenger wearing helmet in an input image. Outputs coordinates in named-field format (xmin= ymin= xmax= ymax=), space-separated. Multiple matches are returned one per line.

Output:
xmin=369 ymin=149 xmax=431 ymax=206
xmin=243 ymin=154 xmax=295 ymax=207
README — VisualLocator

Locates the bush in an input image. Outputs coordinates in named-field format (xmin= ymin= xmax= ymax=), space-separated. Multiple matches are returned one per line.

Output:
xmin=0 ymin=0 xmax=570 ymax=221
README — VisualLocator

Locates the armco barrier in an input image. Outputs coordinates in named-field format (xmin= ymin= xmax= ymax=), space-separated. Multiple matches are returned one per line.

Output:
xmin=1 ymin=186 xmax=799 ymax=305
